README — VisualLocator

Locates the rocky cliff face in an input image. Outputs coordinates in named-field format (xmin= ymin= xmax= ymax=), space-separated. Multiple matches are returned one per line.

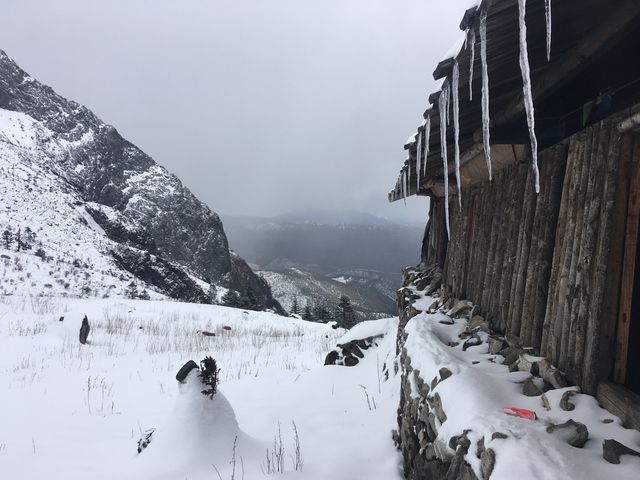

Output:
xmin=0 ymin=49 xmax=283 ymax=313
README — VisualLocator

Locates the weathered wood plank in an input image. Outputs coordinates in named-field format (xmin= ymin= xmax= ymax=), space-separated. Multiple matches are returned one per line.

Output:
xmin=594 ymin=133 xmax=633 ymax=387
xmin=509 ymin=162 xmax=536 ymax=335
xmin=560 ymin=131 xmax=590 ymax=376
xmin=613 ymin=134 xmax=640 ymax=383
xmin=530 ymin=144 xmax=568 ymax=350
xmin=583 ymin=124 xmax=625 ymax=392
xmin=597 ymin=381 xmax=640 ymax=431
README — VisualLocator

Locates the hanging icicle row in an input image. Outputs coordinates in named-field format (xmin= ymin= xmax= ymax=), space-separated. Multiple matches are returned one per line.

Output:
xmin=439 ymin=81 xmax=451 ymax=239
xmin=518 ymin=0 xmax=540 ymax=193
xmin=479 ymin=8 xmax=492 ymax=180
xmin=452 ymin=59 xmax=462 ymax=210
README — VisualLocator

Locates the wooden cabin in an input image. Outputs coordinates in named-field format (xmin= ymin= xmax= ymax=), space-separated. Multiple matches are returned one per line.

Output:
xmin=389 ymin=0 xmax=640 ymax=428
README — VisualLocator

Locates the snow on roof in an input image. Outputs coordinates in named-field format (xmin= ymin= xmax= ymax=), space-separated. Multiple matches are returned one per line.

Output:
xmin=440 ymin=35 xmax=467 ymax=62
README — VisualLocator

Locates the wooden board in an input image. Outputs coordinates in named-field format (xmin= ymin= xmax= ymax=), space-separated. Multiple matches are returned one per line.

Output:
xmin=613 ymin=135 xmax=640 ymax=383
xmin=597 ymin=381 xmax=640 ymax=431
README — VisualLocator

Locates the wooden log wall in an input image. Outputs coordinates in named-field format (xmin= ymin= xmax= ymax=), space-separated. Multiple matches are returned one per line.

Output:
xmin=541 ymin=118 xmax=628 ymax=393
xmin=422 ymin=115 xmax=630 ymax=394
xmin=424 ymin=197 xmax=448 ymax=268
xmin=441 ymin=142 xmax=567 ymax=341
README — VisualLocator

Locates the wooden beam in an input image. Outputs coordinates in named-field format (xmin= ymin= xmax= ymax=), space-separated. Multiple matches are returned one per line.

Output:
xmin=433 ymin=58 xmax=454 ymax=81
xmin=597 ymin=381 xmax=640 ymax=431
xmin=613 ymin=134 xmax=640 ymax=383
xmin=473 ymin=125 xmax=531 ymax=146
xmin=493 ymin=0 xmax=640 ymax=129
xmin=429 ymin=144 xmax=524 ymax=197
xmin=459 ymin=7 xmax=478 ymax=31
xmin=428 ymin=91 xmax=441 ymax=105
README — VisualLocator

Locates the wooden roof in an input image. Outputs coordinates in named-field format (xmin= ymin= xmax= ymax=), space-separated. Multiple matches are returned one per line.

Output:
xmin=389 ymin=0 xmax=640 ymax=202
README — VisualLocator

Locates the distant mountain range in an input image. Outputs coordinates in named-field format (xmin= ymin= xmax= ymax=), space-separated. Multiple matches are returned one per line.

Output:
xmin=223 ymin=212 xmax=424 ymax=274
xmin=222 ymin=212 xmax=425 ymax=317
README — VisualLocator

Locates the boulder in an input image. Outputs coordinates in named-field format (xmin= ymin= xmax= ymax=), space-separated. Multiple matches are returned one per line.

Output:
xmin=522 ymin=378 xmax=543 ymax=397
xmin=467 ymin=315 xmax=489 ymax=333
xmin=500 ymin=346 xmax=524 ymax=366
xmin=537 ymin=360 xmax=568 ymax=389
xmin=324 ymin=350 xmax=339 ymax=365
xmin=439 ymin=367 xmax=453 ymax=382
xmin=546 ymin=420 xmax=589 ymax=448
xmin=488 ymin=336 xmax=505 ymax=355
xmin=324 ymin=334 xmax=383 ymax=367
xmin=463 ymin=335 xmax=482 ymax=351
xmin=480 ymin=448 xmax=496 ymax=479
xmin=429 ymin=393 xmax=447 ymax=423
xmin=447 ymin=300 xmax=474 ymax=319
xmin=602 ymin=439 xmax=640 ymax=464
xmin=79 ymin=315 xmax=90 ymax=345
xmin=517 ymin=355 xmax=539 ymax=375
xmin=560 ymin=390 xmax=577 ymax=411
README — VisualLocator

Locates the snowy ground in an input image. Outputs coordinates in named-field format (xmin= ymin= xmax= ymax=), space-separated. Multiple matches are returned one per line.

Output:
xmin=0 ymin=296 xmax=402 ymax=479
xmin=404 ymin=290 xmax=640 ymax=480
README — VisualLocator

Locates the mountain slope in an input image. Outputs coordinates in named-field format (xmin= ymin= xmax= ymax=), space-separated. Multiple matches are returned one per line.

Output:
xmin=0 ymin=49 xmax=282 ymax=312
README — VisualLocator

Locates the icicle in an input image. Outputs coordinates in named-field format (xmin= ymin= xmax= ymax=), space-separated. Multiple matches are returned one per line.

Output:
xmin=545 ymin=0 xmax=552 ymax=61
xmin=402 ymin=169 xmax=407 ymax=206
xmin=452 ymin=59 xmax=462 ymax=210
xmin=439 ymin=81 xmax=451 ymax=239
xmin=468 ymin=28 xmax=476 ymax=101
xmin=416 ymin=130 xmax=422 ymax=192
xmin=480 ymin=8 xmax=492 ymax=180
xmin=407 ymin=158 xmax=411 ymax=194
xmin=518 ymin=0 xmax=540 ymax=193
xmin=423 ymin=114 xmax=431 ymax=177
xmin=446 ymin=83 xmax=451 ymax=126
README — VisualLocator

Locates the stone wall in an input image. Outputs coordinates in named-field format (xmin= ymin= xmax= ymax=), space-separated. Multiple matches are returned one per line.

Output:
xmin=394 ymin=266 xmax=481 ymax=480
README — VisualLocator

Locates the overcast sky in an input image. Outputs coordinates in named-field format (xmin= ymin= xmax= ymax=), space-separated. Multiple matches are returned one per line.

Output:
xmin=1 ymin=0 xmax=469 ymax=223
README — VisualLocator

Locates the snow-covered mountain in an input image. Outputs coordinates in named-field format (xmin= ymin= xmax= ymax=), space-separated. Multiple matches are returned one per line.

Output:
xmin=0 ymin=49 xmax=282 ymax=313
xmin=258 ymin=265 xmax=398 ymax=320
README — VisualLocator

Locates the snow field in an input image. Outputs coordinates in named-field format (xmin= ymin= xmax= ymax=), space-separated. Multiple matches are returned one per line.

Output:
xmin=0 ymin=296 xmax=403 ymax=479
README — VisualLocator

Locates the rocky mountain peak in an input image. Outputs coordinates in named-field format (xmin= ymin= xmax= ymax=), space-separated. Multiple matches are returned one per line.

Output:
xmin=0 ymin=49 xmax=283 ymax=313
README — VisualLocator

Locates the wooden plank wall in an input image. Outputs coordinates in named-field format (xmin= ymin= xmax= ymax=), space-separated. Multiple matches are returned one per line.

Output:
xmin=424 ymin=197 xmax=448 ymax=268
xmin=442 ymin=142 xmax=567 ymax=340
xmin=423 ymin=115 xmax=629 ymax=393
xmin=541 ymin=118 xmax=627 ymax=393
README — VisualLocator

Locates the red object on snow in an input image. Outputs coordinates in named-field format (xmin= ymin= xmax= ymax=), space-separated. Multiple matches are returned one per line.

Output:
xmin=503 ymin=406 xmax=537 ymax=420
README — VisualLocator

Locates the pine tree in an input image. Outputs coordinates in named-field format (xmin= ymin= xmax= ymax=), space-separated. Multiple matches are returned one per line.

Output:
xmin=245 ymin=289 xmax=262 ymax=311
xmin=221 ymin=289 xmax=241 ymax=308
xmin=291 ymin=296 xmax=299 ymax=316
xmin=138 ymin=288 xmax=151 ymax=300
xmin=15 ymin=227 xmax=21 ymax=252
xmin=2 ymin=227 xmax=12 ymax=249
xmin=302 ymin=303 xmax=313 ymax=320
xmin=313 ymin=304 xmax=330 ymax=322
xmin=336 ymin=295 xmax=356 ymax=329
xmin=22 ymin=227 xmax=35 ymax=250
xmin=125 ymin=281 xmax=138 ymax=299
